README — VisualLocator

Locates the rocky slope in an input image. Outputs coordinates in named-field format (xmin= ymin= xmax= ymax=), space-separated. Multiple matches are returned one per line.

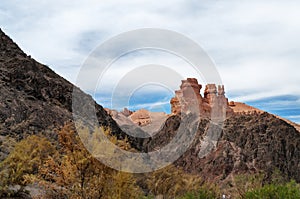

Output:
xmin=0 ymin=29 xmax=145 ymax=151
xmin=144 ymin=111 xmax=300 ymax=184
xmin=229 ymin=101 xmax=300 ymax=132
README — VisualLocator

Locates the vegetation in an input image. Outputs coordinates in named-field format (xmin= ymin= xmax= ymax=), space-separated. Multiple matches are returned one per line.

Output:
xmin=35 ymin=123 xmax=142 ymax=198
xmin=178 ymin=184 xmax=219 ymax=199
xmin=0 ymin=134 xmax=56 ymax=197
xmin=146 ymin=165 xmax=207 ymax=198
xmin=233 ymin=172 xmax=264 ymax=198
xmin=0 ymin=124 xmax=142 ymax=198
xmin=0 ymin=123 xmax=299 ymax=198
xmin=244 ymin=180 xmax=300 ymax=199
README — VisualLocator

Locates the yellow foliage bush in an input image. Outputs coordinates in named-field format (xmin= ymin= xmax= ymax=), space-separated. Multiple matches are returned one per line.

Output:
xmin=0 ymin=135 xmax=56 ymax=196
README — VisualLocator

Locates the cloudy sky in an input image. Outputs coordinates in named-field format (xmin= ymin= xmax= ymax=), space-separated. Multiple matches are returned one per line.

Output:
xmin=1 ymin=0 xmax=300 ymax=123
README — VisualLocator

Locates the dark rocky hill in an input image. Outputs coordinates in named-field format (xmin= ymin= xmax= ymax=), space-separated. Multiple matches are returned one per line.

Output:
xmin=0 ymin=29 xmax=126 ymax=143
xmin=145 ymin=112 xmax=300 ymax=183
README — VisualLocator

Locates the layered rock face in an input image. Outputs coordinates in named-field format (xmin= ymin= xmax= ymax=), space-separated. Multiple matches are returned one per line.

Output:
xmin=170 ymin=78 xmax=233 ymax=118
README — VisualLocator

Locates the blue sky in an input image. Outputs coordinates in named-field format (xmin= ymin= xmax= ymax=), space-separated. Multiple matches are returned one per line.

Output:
xmin=0 ymin=0 xmax=299 ymax=123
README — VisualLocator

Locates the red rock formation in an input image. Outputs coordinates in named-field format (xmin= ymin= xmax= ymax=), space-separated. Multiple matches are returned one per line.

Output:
xmin=170 ymin=78 xmax=202 ymax=114
xmin=170 ymin=78 xmax=233 ymax=118
xmin=129 ymin=109 xmax=151 ymax=126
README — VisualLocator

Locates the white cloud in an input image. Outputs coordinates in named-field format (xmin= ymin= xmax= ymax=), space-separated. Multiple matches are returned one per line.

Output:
xmin=1 ymin=0 xmax=300 ymax=120
xmin=287 ymin=115 xmax=300 ymax=119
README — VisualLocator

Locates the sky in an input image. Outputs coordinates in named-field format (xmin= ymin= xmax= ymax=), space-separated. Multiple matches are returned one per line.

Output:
xmin=0 ymin=0 xmax=299 ymax=123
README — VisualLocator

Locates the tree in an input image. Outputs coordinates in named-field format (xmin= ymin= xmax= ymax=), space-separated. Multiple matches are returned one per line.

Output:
xmin=0 ymin=135 xmax=56 ymax=197
xmin=38 ymin=122 xmax=142 ymax=198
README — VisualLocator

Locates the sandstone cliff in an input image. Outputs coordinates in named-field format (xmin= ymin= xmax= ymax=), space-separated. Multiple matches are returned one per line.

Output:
xmin=170 ymin=78 xmax=233 ymax=119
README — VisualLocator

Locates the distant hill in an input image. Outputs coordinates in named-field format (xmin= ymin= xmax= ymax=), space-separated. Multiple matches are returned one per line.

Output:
xmin=230 ymin=101 xmax=300 ymax=132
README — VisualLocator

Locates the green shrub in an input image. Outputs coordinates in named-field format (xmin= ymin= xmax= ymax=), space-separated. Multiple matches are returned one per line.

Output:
xmin=245 ymin=180 xmax=300 ymax=199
